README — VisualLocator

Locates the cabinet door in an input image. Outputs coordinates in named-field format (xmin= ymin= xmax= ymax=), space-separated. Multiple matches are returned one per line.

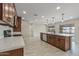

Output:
xmin=13 ymin=16 xmax=21 ymax=32
xmin=55 ymin=37 xmax=60 ymax=48
xmin=1 ymin=3 xmax=16 ymax=27
xmin=0 ymin=4 xmax=3 ymax=20
xmin=3 ymin=3 xmax=9 ymax=21
xmin=51 ymin=35 xmax=55 ymax=46
xmin=59 ymin=37 xmax=65 ymax=50
xmin=47 ymin=35 xmax=52 ymax=44
xmin=47 ymin=35 xmax=51 ymax=43
xmin=47 ymin=35 xmax=55 ymax=45
xmin=8 ymin=3 xmax=12 ymax=18
xmin=65 ymin=37 xmax=71 ymax=50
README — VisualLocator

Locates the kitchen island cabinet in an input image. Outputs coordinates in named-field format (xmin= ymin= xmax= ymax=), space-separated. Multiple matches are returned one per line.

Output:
xmin=40 ymin=33 xmax=72 ymax=51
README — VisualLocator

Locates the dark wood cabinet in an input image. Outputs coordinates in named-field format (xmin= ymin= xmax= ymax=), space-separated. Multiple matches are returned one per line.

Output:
xmin=59 ymin=38 xmax=65 ymax=50
xmin=47 ymin=34 xmax=52 ymax=44
xmin=55 ymin=37 xmax=60 ymax=48
xmin=40 ymin=33 xmax=71 ymax=51
xmin=52 ymin=35 xmax=56 ymax=46
xmin=0 ymin=3 xmax=16 ymax=27
xmin=48 ymin=34 xmax=71 ymax=51
xmin=0 ymin=48 xmax=23 ymax=56
xmin=0 ymin=4 xmax=3 ymax=21
xmin=13 ymin=16 xmax=21 ymax=32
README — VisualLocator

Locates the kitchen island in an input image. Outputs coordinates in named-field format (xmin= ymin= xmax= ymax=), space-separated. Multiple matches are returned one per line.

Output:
xmin=40 ymin=33 xmax=72 ymax=51
xmin=0 ymin=36 xmax=25 ymax=56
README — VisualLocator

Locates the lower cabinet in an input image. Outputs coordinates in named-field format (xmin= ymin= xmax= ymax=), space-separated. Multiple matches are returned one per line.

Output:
xmin=47 ymin=35 xmax=53 ymax=44
xmin=47 ymin=35 xmax=56 ymax=45
xmin=0 ymin=48 xmax=24 ymax=56
xmin=59 ymin=38 xmax=65 ymax=50
xmin=47 ymin=34 xmax=71 ymax=51
xmin=55 ymin=38 xmax=60 ymax=48
xmin=40 ymin=33 xmax=71 ymax=51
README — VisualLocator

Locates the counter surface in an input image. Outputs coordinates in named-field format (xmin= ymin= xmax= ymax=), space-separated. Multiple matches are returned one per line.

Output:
xmin=41 ymin=32 xmax=73 ymax=36
xmin=0 ymin=36 xmax=25 ymax=52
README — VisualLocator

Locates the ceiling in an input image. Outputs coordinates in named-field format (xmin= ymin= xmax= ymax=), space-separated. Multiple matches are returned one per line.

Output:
xmin=15 ymin=3 xmax=79 ymax=24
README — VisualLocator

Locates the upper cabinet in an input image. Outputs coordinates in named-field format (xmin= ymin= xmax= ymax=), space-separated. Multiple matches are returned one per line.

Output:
xmin=13 ymin=16 xmax=21 ymax=32
xmin=0 ymin=3 xmax=16 ymax=27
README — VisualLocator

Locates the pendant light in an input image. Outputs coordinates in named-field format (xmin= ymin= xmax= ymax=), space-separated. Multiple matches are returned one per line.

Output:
xmin=52 ymin=16 xmax=55 ymax=24
xmin=61 ymin=13 xmax=64 ymax=22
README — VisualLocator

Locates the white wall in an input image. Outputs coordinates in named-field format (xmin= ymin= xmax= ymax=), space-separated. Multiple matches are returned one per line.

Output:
xmin=21 ymin=21 xmax=47 ymax=39
xmin=21 ymin=21 xmax=31 ymax=40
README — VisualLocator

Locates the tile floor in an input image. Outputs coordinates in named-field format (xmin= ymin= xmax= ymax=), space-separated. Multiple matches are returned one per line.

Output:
xmin=24 ymin=37 xmax=79 ymax=56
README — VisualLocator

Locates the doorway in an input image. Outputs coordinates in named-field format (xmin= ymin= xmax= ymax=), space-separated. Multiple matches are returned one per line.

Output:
xmin=30 ymin=24 xmax=47 ymax=39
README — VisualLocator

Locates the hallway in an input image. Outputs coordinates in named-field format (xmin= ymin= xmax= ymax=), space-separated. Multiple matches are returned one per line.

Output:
xmin=24 ymin=37 xmax=79 ymax=56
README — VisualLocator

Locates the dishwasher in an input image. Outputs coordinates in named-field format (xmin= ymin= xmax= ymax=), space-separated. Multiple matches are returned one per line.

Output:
xmin=43 ymin=34 xmax=47 ymax=41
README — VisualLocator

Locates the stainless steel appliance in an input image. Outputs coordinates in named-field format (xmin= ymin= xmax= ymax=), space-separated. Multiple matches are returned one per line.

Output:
xmin=4 ymin=30 xmax=11 ymax=37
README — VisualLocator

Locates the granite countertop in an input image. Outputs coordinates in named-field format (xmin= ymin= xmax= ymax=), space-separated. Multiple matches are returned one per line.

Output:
xmin=0 ymin=36 xmax=25 ymax=52
xmin=41 ymin=32 xmax=73 ymax=36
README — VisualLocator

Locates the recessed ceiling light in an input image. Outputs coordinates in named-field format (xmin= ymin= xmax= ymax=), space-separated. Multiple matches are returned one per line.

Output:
xmin=41 ymin=16 xmax=45 ymax=18
xmin=22 ymin=17 xmax=24 ymax=20
xmin=23 ymin=11 xmax=26 ymax=14
xmin=56 ymin=6 xmax=61 ymax=10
